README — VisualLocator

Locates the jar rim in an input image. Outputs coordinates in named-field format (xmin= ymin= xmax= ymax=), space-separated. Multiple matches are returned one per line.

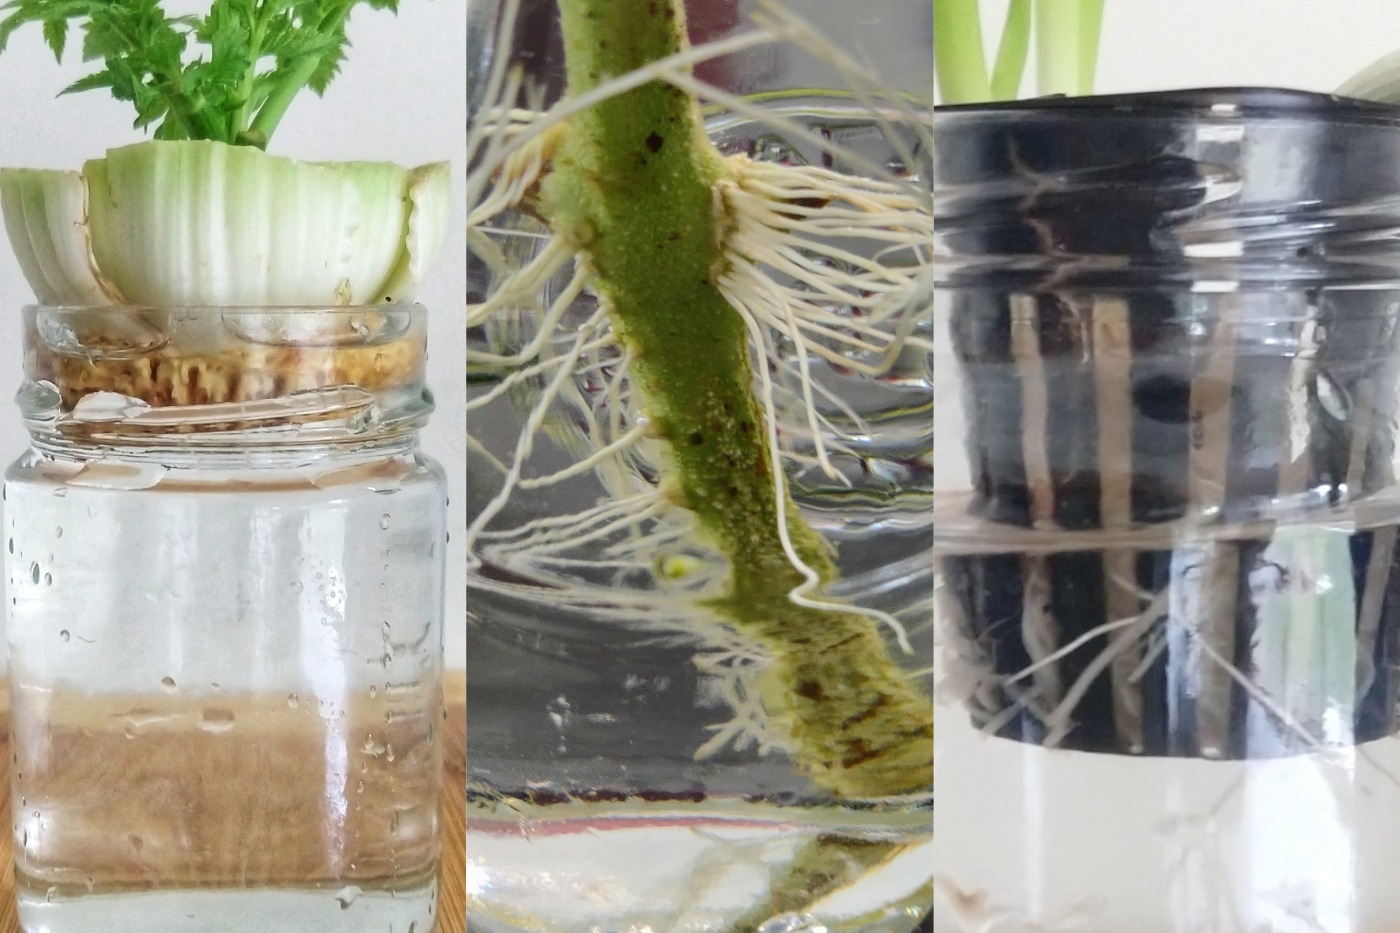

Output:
xmin=17 ymin=302 xmax=433 ymax=454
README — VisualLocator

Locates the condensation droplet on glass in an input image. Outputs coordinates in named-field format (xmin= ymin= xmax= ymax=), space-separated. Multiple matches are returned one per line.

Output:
xmin=54 ymin=527 xmax=62 ymax=539
xmin=43 ymin=573 xmax=52 ymax=587
xmin=128 ymin=834 xmax=144 ymax=853
xmin=199 ymin=708 xmax=236 ymax=733
xmin=7 ymin=538 xmax=12 ymax=554
xmin=29 ymin=563 xmax=39 ymax=584
xmin=287 ymin=693 xmax=300 ymax=709
xmin=58 ymin=630 xmax=69 ymax=643
xmin=379 ymin=514 xmax=391 ymax=530
xmin=369 ymin=685 xmax=378 ymax=699
xmin=160 ymin=676 xmax=177 ymax=692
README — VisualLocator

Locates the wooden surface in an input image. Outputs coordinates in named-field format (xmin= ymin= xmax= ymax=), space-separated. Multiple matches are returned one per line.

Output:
xmin=0 ymin=673 xmax=467 ymax=933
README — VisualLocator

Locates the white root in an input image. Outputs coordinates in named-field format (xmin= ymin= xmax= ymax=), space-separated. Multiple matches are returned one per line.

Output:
xmin=516 ymin=422 xmax=651 ymax=489
xmin=464 ymin=307 xmax=610 ymax=569
xmin=466 ymin=234 xmax=575 ymax=333
xmin=733 ymin=297 xmax=915 ymax=655
xmin=464 ymin=331 xmax=616 ymax=413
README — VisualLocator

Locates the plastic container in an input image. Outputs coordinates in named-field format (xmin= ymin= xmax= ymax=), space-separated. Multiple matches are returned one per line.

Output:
xmin=935 ymin=89 xmax=1400 ymax=932
xmin=5 ymin=305 xmax=446 ymax=933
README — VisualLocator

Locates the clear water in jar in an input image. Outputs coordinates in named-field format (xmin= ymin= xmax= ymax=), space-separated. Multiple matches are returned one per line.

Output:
xmin=5 ymin=450 xmax=446 ymax=933
xmin=466 ymin=105 xmax=933 ymax=932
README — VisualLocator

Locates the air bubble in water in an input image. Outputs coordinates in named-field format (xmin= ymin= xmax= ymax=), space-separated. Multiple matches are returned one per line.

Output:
xmin=753 ymin=135 xmax=802 ymax=165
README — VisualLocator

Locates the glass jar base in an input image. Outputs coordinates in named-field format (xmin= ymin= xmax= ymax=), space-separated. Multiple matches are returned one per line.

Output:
xmin=467 ymin=795 xmax=931 ymax=933
xmin=16 ymin=881 xmax=438 ymax=933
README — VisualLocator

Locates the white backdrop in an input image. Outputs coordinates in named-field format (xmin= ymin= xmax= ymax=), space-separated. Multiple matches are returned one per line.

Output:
xmin=938 ymin=0 xmax=1400 ymax=102
xmin=0 ymin=1 xmax=467 ymax=670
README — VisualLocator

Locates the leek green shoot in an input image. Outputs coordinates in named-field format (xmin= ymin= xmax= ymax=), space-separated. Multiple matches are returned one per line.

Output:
xmin=935 ymin=0 xmax=1104 ymax=103
xmin=0 ymin=0 xmax=404 ymax=148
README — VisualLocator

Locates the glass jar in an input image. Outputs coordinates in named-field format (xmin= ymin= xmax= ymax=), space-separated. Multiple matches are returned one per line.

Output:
xmin=935 ymin=89 xmax=1400 ymax=932
xmin=5 ymin=305 xmax=446 ymax=933
xmin=467 ymin=1 xmax=933 ymax=931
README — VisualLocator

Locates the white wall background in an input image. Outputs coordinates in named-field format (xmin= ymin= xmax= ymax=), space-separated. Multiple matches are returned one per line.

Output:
xmin=0 ymin=2 xmax=467 ymax=670
xmin=940 ymin=0 xmax=1400 ymax=102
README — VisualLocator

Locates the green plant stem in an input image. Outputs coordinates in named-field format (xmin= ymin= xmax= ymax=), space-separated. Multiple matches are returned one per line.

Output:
xmin=990 ymin=0 xmax=1032 ymax=100
xmin=541 ymin=0 xmax=933 ymax=801
xmin=235 ymin=5 xmax=273 ymax=142
xmin=934 ymin=0 xmax=991 ymax=103
xmin=247 ymin=52 xmax=323 ymax=146
xmin=1077 ymin=0 xmax=1105 ymax=94
xmin=1035 ymin=0 xmax=1105 ymax=96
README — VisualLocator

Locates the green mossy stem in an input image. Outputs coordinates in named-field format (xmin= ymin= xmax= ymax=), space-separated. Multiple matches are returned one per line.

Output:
xmin=541 ymin=0 xmax=932 ymax=799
